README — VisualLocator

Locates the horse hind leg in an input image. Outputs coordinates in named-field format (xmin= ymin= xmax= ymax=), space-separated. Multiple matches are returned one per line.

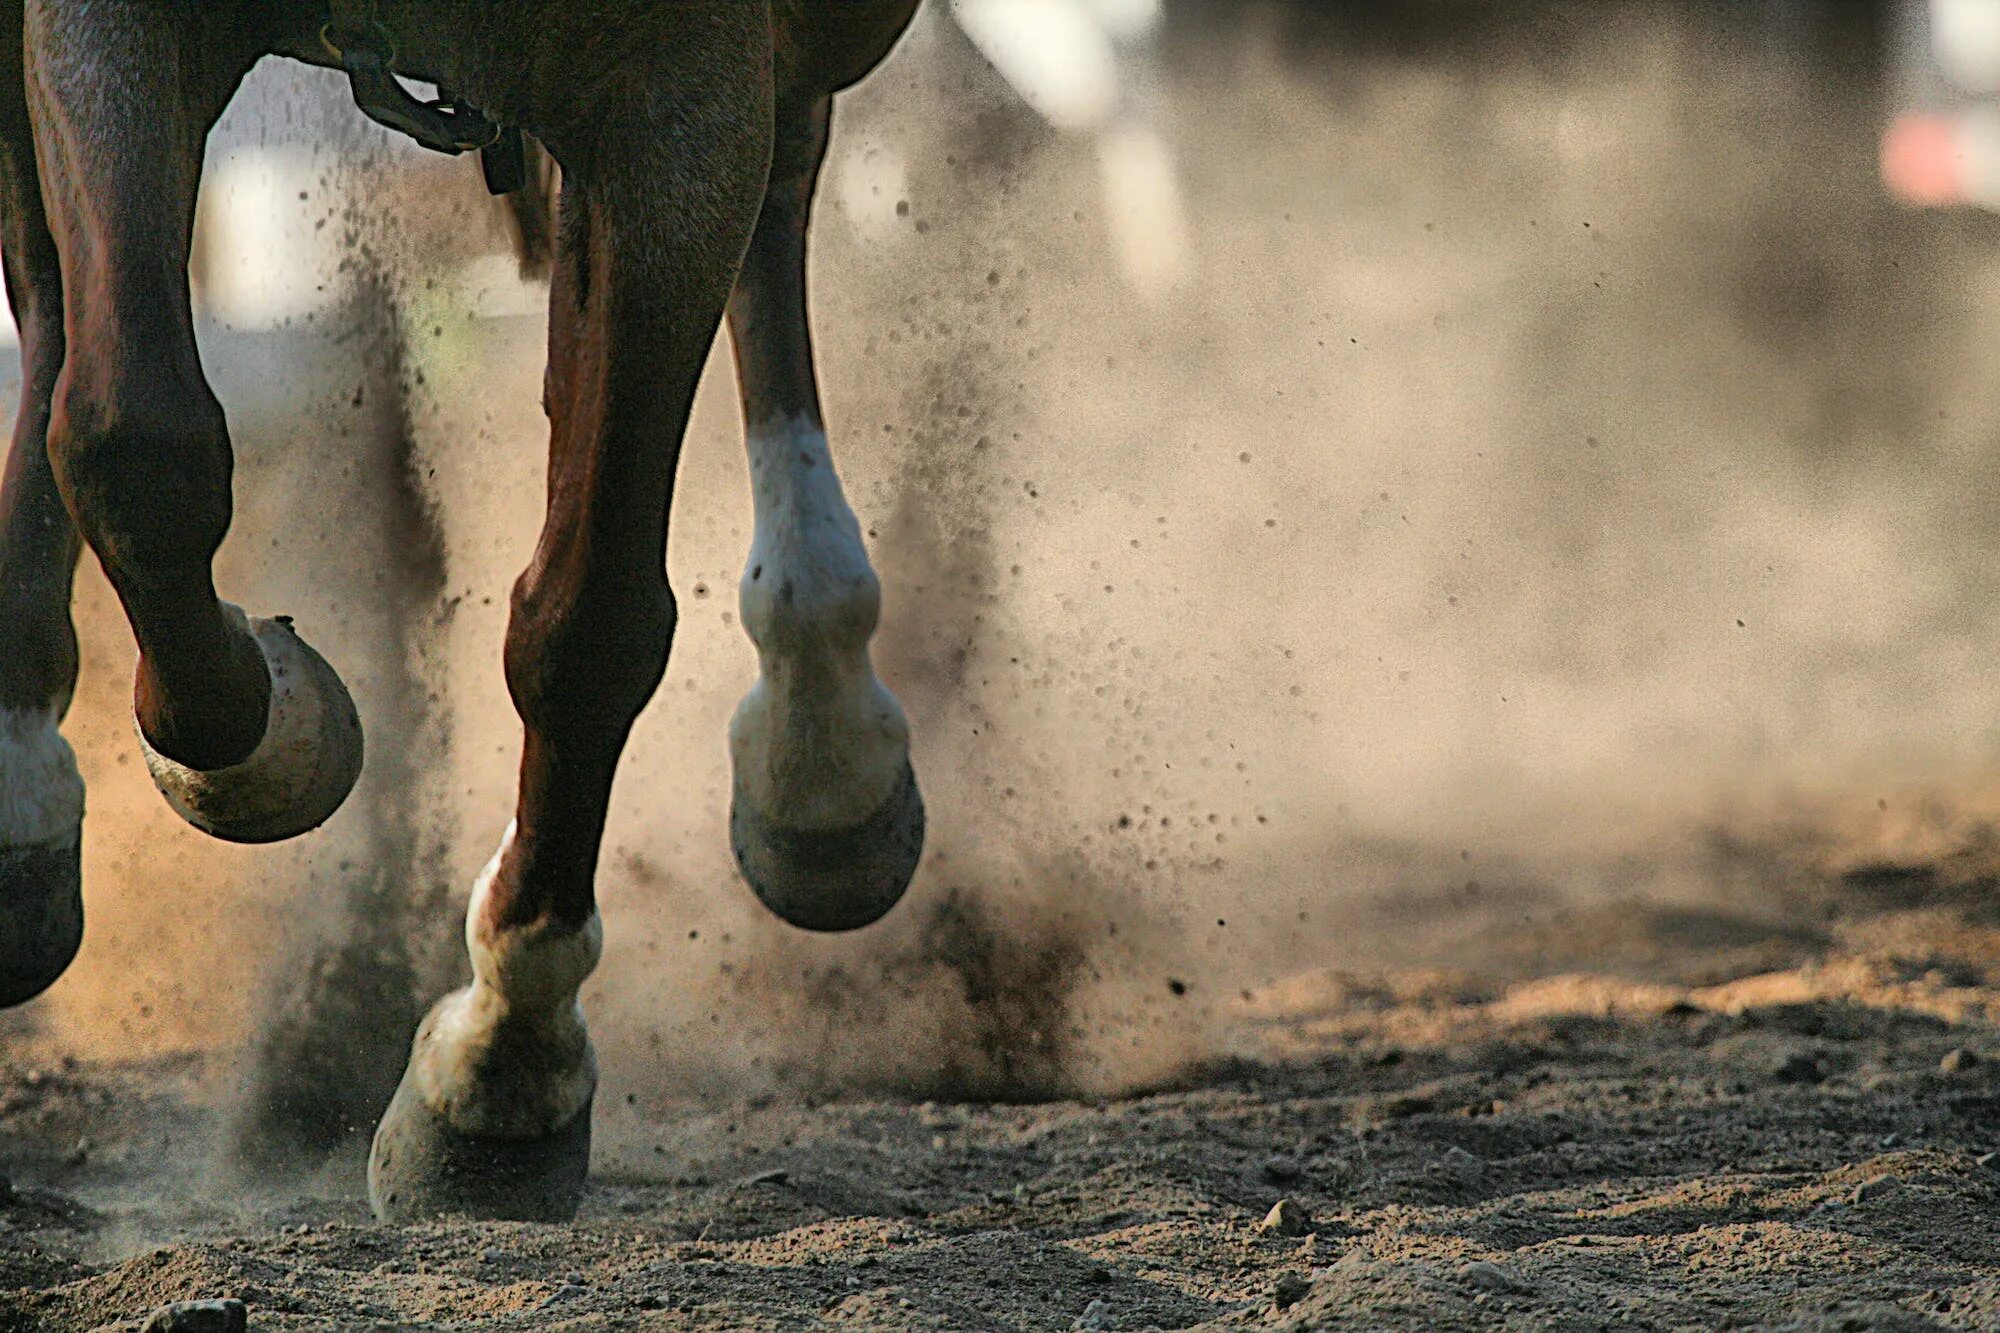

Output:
xmin=725 ymin=92 xmax=924 ymax=933
xmin=25 ymin=1 xmax=361 ymax=847
xmin=0 ymin=0 xmax=83 ymax=1006
xmin=368 ymin=38 xmax=774 ymax=1222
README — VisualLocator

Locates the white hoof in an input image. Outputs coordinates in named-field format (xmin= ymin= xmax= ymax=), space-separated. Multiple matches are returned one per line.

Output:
xmin=138 ymin=609 xmax=363 ymax=844
xmin=729 ymin=411 xmax=925 ymax=930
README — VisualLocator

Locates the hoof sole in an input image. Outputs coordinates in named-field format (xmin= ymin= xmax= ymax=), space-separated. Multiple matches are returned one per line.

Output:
xmin=368 ymin=1072 xmax=591 ymax=1223
xmin=141 ymin=616 xmax=363 ymax=845
xmin=731 ymin=761 xmax=924 ymax=932
xmin=0 ymin=840 xmax=81 ymax=1008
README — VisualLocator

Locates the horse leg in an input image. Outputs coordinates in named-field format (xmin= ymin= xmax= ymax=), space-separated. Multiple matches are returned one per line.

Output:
xmin=368 ymin=37 xmax=775 ymax=1223
xmin=0 ymin=0 xmax=83 ymax=1006
xmin=724 ymin=91 xmax=924 ymax=932
xmin=25 ymin=1 xmax=361 ymax=847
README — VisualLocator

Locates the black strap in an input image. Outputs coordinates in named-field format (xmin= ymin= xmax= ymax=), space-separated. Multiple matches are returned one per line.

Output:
xmin=480 ymin=126 xmax=528 ymax=195
xmin=321 ymin=0 xmax=512 ymax=173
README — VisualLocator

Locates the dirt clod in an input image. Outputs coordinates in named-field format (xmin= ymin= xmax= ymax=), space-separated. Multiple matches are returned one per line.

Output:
xmin=1262 ymin=1198 xmax=1312 ymax=1236
xmin=1439 ymin=1145 xmax=1485 ymax=1175
xmin=1273 ymin=1273 xmax=1313 ymax=1309
xmin=137 ymin=1300 xmax=247 ymax=1333
xmin=1773 ymin=1052 xmax=1824 ymax=1084
xmin=1259 ymin=1155 xmax=1302 ymax=1185
xmin=1939 ymin=1047 xmax=1978 ymax=1073
xmin=1461 ymin=1261 xmax=1525 ymax=1296
xmin=1073 ymin=1297 xmax=1114 ymax=1330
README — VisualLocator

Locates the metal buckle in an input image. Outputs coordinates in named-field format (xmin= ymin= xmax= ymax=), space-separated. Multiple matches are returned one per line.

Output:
xmin=321 ymin=18 xmax=500 ymax=156
xmin=319 ymin=16 xmax=393 ymax=65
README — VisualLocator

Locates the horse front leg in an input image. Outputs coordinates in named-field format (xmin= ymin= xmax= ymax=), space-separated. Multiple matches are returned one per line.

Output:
xmin=367 ymin=37 xmax=775 ymax=1223
xmin=725 ymin=92 xmax=924 ymax=932
xmin=25 ymin=1 xmax=362 ymax=847
xmin=0 ymin=0 xmax=83 ymax=1006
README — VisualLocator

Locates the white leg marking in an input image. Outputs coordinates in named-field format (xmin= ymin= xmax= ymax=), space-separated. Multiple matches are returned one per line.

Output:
xmin=730 ymin=412 xmax=910 ymax=831
xmin=407 ymin=824 xmax=601 ymax=1138
xmin=0 ymin=706 xmax=84 ymax=849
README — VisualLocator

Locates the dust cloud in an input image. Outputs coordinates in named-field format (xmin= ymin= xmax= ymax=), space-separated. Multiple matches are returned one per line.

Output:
xmin=8 ymin=0 xmax=2000 ymax=1192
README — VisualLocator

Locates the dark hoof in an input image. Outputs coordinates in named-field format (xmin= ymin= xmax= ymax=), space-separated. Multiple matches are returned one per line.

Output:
xmin=731 ymin=761 xmax=924 ymax=932
xmin=0 ymin=841 xmax=82 ymax=1008
xmin=368 ymin=1072 xmax=591 ymax=1223
xmin=140 ymin=616 xmax=363 ymax=845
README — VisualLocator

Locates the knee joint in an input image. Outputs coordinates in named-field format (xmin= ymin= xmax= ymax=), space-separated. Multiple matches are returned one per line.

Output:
xmin=504 ymin=574 xmax=677 ymax=735
xmin=48 ymin=374 xmax=231 ymax=569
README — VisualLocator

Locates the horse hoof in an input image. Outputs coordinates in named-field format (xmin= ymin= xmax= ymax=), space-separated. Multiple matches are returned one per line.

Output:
xmin=368 ymin=1072 xmax=591 ymax=1223
xmin=731 ymin=760 xmax=924 ymax=932
xmin=0 ymin=840 xmax=82 ymax=1008
xmin=139 ymin=615 xmax=362 ymax=844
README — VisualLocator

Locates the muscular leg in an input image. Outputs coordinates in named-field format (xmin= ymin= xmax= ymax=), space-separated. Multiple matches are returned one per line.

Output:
xmin=369 ymin=30 xmax=775 ymax=1223
xmin=26 ymin=0 xmax=360 ymax=845
xmin=0 ymin=0 xmax=83 ymax=1006
xmin=724 ymin=92 xmax=924 ymax=932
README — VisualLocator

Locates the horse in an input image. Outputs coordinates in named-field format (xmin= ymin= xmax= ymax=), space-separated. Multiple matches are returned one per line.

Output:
xmin=0 ymin=0 xmax=927 ymax=1222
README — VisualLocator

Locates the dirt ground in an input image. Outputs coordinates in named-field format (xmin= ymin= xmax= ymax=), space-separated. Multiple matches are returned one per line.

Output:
xmin=5 ymin=822 xmax=2000 ymax=1332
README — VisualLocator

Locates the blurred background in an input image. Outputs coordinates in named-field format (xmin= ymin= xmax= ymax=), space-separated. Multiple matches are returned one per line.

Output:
xmin=10 ymin=0 xmax=2000 ymax=1183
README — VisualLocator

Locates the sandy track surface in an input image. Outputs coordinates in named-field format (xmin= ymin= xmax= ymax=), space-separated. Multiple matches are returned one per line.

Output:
xmin=5 ymin=868 xmax=2000 ymax=1331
